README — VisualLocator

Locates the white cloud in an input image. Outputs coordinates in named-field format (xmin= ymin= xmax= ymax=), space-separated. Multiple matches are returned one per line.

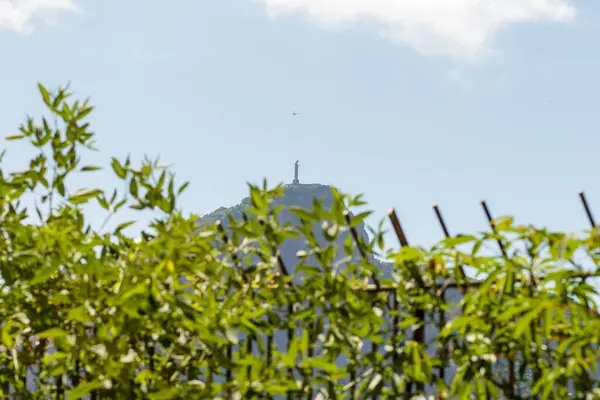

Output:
xmin=257 ymin=0 xmax=576 ymax=58
xmin=0 ymin=0 xmax=82 ymax=34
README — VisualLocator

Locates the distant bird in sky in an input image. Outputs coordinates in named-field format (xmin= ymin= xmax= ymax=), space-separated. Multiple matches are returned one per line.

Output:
xmin=292 ymin=111 xmax=299 ymax=116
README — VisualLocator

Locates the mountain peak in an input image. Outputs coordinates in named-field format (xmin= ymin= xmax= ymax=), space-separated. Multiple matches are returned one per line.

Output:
xmin=196 ymin=183 xmax=394 ymax=277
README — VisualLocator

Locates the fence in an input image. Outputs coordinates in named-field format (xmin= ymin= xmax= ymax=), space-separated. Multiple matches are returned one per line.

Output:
xmin=210 ymin=190 xmax=600 ymax=399
xmin=10 ymin=191 xmax=600 ymax=398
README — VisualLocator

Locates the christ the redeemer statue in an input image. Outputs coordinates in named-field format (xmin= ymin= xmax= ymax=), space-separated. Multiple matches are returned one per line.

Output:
xmin=293 ymin=160 xmax=299 ymax=184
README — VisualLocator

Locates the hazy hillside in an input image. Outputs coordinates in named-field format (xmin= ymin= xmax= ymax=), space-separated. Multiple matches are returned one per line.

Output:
xmin=197 ymin=182 xmax=393 ymax=278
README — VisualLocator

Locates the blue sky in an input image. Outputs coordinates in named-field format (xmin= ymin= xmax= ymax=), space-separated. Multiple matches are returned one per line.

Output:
xmin=0 ymin=0 xmax=598 ymax=248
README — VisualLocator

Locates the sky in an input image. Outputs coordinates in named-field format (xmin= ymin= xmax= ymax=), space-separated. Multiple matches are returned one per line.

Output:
xmin=0 ymin=0 xmax=598 ymax=249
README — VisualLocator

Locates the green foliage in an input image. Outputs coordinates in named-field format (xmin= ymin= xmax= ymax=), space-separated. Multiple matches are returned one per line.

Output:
xmin=0 ymin=84 xmax=599 ymax=399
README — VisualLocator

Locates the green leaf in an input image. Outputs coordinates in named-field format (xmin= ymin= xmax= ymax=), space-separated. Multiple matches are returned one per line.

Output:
xmin=299 ymin=356 xmax=339 ymax=373
xmin=1 ymin=320 xmax=15 ymax=348
xmin=120 ymin=349 xmax=136 ymax=363
xmin=80 ymin=165 xmax=101 ymax=172
xmin=37 ymin=328 xmax=69 ymax=340
xmin=494 ymin=215 xmax=514 ymax=230
xmin=113 ymin=198 xmax=127 ymax=212
xmin=289 ymin=206 xmax=317 ymax=222
xmin=42 ymin=351 xmax=68 ymax=365
xmin=67 ymin=380 xmax=103 ymax=400
xmin=90 ymin=344 xmax=107 ymax=358
xmin=300 ymin=329 xmax=309 ymax=356
xmin=38 ymin=83 xmax=52 ymax=106
xmin=115 ymin=221 xmax=135 ymax=233
xmin=111 ymin=157 xmax=127 ymax=179
xmin=97 ymin=195 xmax=110 ymax=210
xmin=368 ymin=372 xmax=383 ymax=391
xmin=67 ymin=306 xmax=92 ymax=323
xmin=5 ymin=134 xmax=25 ymax=141
xmin=77 ymin=105 xmax=94 ymax=120
xmin=296 ymin=250 xmax=308 ymax=258
xmin=130 ymin=202 xmax=146 ymax=210
xmin=249 ymin=185 xmax=266 ymax=212
xmin=148 ymin=388 xmax=181 ymax=400
xmin=69 ymin=188 xmax=103 ymax=204
xmin=178 ymin=181 xmax=190 ymax=195
xmin=30 ymin=264 xmax=61 ymax=285
xmin=442 ymin=235 xmax=477 ymax=247
xmin=135 ymin=370 xmax=154 ymax=384
xmin=157 ymin=170 xmax=166 ymax=190
xmin=412 ymin=343 xmax=422 ymax=378
xmin=282 ymin=335 xmax=299 ymax=367
xmin=168 ymin=176 xmax=175 ymax=199
xmin=225 ymin=328 xmax=239 ymax=345
xmin=53 ymin=85 xmax=70 ymax=109
xmin=56 ymin=175 xmax=66 ymax=197
xmin=129 ymin=178 xmax=139 ymax=197
xmin=113 ymin=284 xmax=148 ymax=305
xmin=349 ymin=211 xmax=372 ymax=228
